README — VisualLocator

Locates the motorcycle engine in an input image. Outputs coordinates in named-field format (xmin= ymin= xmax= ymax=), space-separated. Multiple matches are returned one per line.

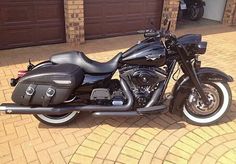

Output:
xmin=120 ymin=66 xmax=167 ymax=108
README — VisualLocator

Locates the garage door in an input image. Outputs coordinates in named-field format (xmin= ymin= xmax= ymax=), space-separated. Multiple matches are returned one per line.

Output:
xmin=203 ymin=0 xmax=227 ymax=21
xmin=85 ymin=0 xmax=164 ymax=39
xmin=0 ymin=0 xmax=65 ymax=50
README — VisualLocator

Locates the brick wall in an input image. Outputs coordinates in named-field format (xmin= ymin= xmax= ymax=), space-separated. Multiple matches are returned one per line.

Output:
xmin=234 ymin=12 xmax=236 ymax=24
xmin=223 ymin=0 xmax=236 ymax=25
xmin=64 ymin=0 xmax=236 ymax=44
xmin=64 ymin=0 xmax=85 ymax=44
xmin=232 ymin=1 xmax=236 ymax=25
xmin=161 ymin=0 xmax=179 ymax=31
xmin=63 ymin=0 xmax=180 ymax=44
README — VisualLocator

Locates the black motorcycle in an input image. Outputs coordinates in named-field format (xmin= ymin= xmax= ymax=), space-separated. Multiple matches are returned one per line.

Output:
xmin=179 ymin=0 xmax=205 ymax=21
xmin=0 ymin=20 xmax=233 ymax=126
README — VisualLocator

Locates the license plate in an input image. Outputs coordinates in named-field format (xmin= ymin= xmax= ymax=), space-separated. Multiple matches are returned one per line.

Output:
xmin=180 ymin=3 xmax=187 ymax=10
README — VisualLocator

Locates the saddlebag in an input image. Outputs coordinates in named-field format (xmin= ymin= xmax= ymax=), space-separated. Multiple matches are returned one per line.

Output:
xmin=12 ymin=64 xmax=84 ymax=106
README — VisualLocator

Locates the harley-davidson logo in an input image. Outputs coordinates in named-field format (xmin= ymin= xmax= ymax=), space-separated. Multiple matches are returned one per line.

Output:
xmin=145 ymin=54 xmax=159 ymax=61
xmin=208 ymin=77 xmax=223 ymax=81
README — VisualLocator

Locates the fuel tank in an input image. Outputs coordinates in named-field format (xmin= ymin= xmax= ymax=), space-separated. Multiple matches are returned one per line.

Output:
xmin=121 ymin=41 xmax=166 ymax=67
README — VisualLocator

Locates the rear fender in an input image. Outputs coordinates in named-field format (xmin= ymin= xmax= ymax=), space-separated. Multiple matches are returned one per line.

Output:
xmin=189 ymin=0 xmax=205 ymax=7
xmin=10 ymin=61 xmax=53 ymax=87
xmin=33 ymin=60 xmax=53 ymax=70
xmin=169 ymin=67 xmax=233 ymax=114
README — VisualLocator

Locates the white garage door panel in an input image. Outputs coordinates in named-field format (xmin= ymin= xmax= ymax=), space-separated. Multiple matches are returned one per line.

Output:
xmin=203 ymin=0 xmax=226 ymax=21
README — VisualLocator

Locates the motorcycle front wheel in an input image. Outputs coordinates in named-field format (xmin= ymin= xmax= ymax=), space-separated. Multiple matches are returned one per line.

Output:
xmin=34 ymin=112 xmax=79 ymax=126
xmin=183 ymin=82 xmax=232 ymax=125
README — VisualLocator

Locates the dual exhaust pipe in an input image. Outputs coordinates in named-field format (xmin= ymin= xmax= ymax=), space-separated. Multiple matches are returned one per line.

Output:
xmin=0 ymin=79 xmax=167 ymax=116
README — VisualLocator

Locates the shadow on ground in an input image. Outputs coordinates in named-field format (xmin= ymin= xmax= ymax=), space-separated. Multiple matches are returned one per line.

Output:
xmin=38 ymin=100 xmax=236 ymax=131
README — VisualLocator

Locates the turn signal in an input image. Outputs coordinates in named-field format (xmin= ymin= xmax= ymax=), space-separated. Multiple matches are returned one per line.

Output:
xmin=18 ymin=70 xmax=27 ymax=78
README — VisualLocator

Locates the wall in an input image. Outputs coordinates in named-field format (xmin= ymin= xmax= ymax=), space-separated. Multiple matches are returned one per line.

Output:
xmin=161 ymin=0 xmax=179 ymax=31
xmin=203 ymin=0 xmax=227 ymax=21
xmin=64 ymin=0 xmax=85 ymax=44
xmin=234 ymin=11 xmax=236 ymax=24
xmin=223 ymin=0 xmax=236 ymax=25
xmin=64 ymin=0 xmax=180 ymax=43
xmin=64 ymin=0 xmax=236 ymax=44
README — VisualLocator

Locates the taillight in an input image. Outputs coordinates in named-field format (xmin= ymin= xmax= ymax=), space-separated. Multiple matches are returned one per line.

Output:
xmin=18 ymin=70 xmax=27 ymax=78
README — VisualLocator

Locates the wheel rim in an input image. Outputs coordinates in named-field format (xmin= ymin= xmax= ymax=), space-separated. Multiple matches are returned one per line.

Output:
xmin=183 ymin=82 xmax=230 ymax=124
xmin=190 ymin=7 xmax=199 ymax=19
xmin=37 ymin=111 xmax=78 ymax=124
xmin=185 ymin=84 xmax=221 ymax=116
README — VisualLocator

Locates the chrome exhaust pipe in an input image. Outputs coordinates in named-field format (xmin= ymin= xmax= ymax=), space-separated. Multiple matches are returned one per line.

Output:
xmin=0 ymin=79 xmax=134 ymax=115
xmin=0 ymin=106 xmax=6 ymax=112
xmin=93 ymin=111 xmax=141 ymax=117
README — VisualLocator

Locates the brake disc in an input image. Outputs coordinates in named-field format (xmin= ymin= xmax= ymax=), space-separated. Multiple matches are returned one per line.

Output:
xmin=186 ymin=84 xmax=220 ymax=116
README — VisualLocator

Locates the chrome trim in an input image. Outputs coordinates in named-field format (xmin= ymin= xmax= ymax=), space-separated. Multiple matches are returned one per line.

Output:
xmin=64 ymin=96 xmax=76 ymax=103
xmin=0 ymin=106 xmax=6 ymax=111
xmin=53 ymin=80 xmax=72 ymax=85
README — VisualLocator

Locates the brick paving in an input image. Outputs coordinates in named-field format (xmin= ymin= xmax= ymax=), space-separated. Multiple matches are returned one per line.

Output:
xmin=0 ymin=24 xmax=236 ymax=164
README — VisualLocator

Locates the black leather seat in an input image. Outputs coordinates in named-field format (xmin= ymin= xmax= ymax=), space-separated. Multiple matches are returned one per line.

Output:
xmin=50 ymin=51 xmax=122 ymax=74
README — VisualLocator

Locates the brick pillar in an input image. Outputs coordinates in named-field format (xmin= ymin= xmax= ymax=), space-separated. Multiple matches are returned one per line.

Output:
xmin=161 ymin=0 xmax=179 ymax=31
xmin=234 ymin=11 xmax=236 ymax=24
xmin=223 ymin=0 xmax=236 ymax=25
xmin=64 ymin=0 xmax=85 ymax=44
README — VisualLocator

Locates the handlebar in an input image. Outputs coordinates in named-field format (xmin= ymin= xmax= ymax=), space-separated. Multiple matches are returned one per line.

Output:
xmin=137 ymin=19 xmax=172 ymax=39
xmin=137 ymin=20 xmax=178 ymax=49
xmin=144 ymin=31 xmax=161 ymax=38
xmin=137 ymin=29 xmax=162 ymax=38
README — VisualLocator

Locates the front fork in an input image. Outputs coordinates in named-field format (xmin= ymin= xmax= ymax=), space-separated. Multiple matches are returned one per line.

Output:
xmin=176 ymin=45 xmax=210 ymax=105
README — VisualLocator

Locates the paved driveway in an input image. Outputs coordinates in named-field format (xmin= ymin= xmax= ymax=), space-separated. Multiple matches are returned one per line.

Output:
xmin=0 ymin=24 xmax=236 ymax=164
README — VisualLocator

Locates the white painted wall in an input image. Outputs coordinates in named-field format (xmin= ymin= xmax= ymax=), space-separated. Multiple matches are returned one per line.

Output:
xmin=203 ymin=0 xmax=227 ymax=21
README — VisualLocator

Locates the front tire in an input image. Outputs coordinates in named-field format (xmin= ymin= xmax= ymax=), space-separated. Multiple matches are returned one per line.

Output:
xmin=183 ymin=82 xmax=232 ymax=126
xmin=34 ymin=112 xmax=79 ymax=126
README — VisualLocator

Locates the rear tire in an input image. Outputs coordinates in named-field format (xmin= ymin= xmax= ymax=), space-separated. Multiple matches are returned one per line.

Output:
xmin=183 ymin=82 xmax=232 ymax=126
xmin=34 ymin=111 xmax=79 ymax=126
xmin=189 ymin=6 xmax=204 ymax=21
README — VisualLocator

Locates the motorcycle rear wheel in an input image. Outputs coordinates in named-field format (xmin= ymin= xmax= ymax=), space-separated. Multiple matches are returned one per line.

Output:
xmin=189 ymin=5 xmax=204 ymax=21
xmin=183 ymin=82 xmax=232 ymax=125
xmin=34 ymin=112 xmax=79 ymax=126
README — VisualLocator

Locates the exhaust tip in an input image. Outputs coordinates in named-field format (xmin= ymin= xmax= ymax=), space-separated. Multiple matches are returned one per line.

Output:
xmin=0 ymin=106 xmax=6 ymax=112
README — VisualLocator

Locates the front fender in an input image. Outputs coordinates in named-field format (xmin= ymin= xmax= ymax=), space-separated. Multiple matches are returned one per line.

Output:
xmin=169 ymin=67 xmax=233 ymax=114
xmin=196 ymin=67 xmax=233 ymax=82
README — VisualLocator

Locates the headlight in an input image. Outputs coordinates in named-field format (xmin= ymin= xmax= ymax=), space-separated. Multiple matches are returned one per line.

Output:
xmin=197 ymin=41 xmax=207 ymax=54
